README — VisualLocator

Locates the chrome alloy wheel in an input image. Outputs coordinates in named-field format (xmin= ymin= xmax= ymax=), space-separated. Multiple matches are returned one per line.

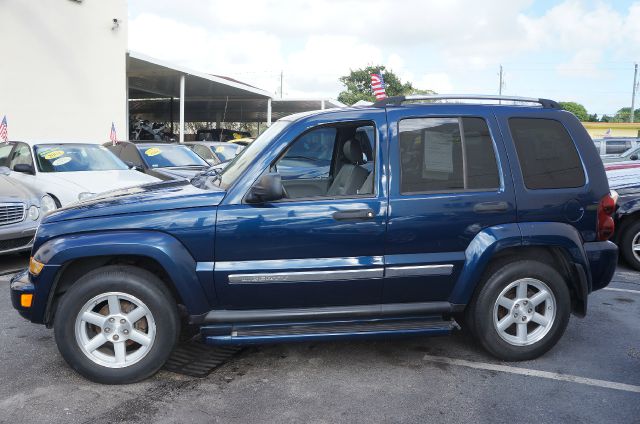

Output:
xmin=632 ymin=231 xmax=640 ymax=263
xmin=74 ymin=292 xmax=156 ymax=368
xmin=492 ymin=278 xmax=556 ymax=346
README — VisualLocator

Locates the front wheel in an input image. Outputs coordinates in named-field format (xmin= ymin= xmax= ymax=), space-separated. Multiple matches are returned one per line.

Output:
xmin=467 ymin=260 xmax=571 ymax=361
xmin=54 ymin=266 xmax=180 ymax=384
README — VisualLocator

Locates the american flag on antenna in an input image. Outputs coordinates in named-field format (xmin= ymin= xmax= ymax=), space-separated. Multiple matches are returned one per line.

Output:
xmin=109 ymin=122 xmax=117 ymax=145
xmin=370 ymin=72 xmax=387 ymax=100
xmin=0 ymin=116 xmax=7 ymax=142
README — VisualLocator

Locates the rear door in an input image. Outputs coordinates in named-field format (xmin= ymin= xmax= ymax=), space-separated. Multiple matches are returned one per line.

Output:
xmin=383 ymin=106 xmax=517 ymax=303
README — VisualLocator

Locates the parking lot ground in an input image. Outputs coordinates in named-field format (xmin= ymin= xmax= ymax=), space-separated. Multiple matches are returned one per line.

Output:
xmin=0 ymin=263 xmax=638 ymax=424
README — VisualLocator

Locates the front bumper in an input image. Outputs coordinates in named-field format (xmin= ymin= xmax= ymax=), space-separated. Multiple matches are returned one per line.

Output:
xmin=584 ymin=240 xmax=618 ymax=292
xmin=0 ymin=223 xmax=37 ymax=255
xmin=10 ymin=269 xmax=34 ymax=321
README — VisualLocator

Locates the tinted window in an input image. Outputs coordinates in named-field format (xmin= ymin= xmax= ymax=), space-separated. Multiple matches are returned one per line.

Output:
xmin=605 ymin=140 xmax=632 ymax=155
xmin=0 ymin=143 xmax=13 ymax=166
xmin=398 ymin=117 xmax=500 ymax=193
xmin=121 ymin=144 xmax=144 ymax=167
xmin=137 ymin=145 xmax=208 ymax=168
xmin=9 ymin=143 xmax=33 ymax=168
xmin=509 ymin=118 xmax=585 ymax=189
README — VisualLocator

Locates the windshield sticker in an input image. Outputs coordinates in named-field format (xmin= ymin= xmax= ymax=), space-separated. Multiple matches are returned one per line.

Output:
xmin=145 ymin=147 xmax=162 ymax=157
xmin=42 ymin=150 xmax=65 ymax=160
xmin=233 ymin=133 xmax=243 ymax=139
xmin=215 ymin=146 xmax=226 ymax=153
xmin=52 ymin=156 xmax=72 ymax=166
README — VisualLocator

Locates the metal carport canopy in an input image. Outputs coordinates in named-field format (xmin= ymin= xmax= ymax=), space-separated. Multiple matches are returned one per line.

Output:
xmin=128 ymin=51 xmax=344 ymax=128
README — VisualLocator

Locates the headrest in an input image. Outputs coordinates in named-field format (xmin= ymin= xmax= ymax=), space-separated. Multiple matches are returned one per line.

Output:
xmin=343 ymin=139 xmax=364 ymax=164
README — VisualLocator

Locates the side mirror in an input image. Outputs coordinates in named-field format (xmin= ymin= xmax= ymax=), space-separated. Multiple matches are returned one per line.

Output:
xmin=631 ymin=155 xmax=638 ymax=161
xmin=13 ymin=163 xmax=35 ymax=175
xmin=246 ymin=173 xmax=284 ymax=203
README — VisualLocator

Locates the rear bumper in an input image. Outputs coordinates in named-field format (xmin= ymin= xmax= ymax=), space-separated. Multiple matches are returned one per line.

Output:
xmin=584 ymin=240 xmax=618 ymax=292
xmin=9 ymin=269 xmax=34 ymax=321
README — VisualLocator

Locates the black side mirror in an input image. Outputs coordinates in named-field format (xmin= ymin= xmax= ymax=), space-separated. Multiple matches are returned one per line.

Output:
xmin=631 ymin=155 xmax=638 ymax=161
xmin=13 ymin=163 xmax=35 ymax=175
xmin=246 ymin=173 xmax=284 ymax=203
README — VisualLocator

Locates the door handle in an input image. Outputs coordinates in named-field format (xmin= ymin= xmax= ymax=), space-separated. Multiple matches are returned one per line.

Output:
xmin=473 ymin=201 xmax=509 ymax=213
xmin=332 ymin=208 xmax=376 ymax=221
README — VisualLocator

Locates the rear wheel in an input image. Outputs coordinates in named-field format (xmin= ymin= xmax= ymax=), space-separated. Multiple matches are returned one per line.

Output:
xmin=467 ymin=260 xmax=571 ymax=361
xmin=620 ymin=220 xmax=640 ymax=271
xmin=54 ymin=265 xmax=179 ymax=384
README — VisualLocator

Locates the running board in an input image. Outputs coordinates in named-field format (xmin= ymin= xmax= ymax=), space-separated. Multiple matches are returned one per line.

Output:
xmin=201 ymin=317 xmax=459 ymax=346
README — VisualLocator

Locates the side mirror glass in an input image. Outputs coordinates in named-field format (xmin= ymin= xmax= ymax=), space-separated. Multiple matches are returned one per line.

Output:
xmin=246 ymin=173 xmax=284 ymax=203
xmin=13 ymin=163 xmax=35 ymax=175
xmin=631 ymin=155 xmax=638 ymax=161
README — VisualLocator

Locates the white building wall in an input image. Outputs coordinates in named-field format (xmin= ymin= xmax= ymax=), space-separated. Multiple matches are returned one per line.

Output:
xmin=0 ymin=0 xmax=127 ymax=143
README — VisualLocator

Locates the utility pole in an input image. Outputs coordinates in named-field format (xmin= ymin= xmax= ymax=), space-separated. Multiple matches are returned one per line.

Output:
xmin=632 ymin=63 xmax=638 ymax=123
xmin=280 ymin=70 xmax=284 ymax=99
xmin=499 ymin=65 xmax=504 ymax=96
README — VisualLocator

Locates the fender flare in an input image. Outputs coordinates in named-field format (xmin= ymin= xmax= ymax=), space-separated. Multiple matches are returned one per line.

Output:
xmin=34 ymin=230 xmax=212 ymax=317
xmin=449 ymin=222 xmax=591 ymax=308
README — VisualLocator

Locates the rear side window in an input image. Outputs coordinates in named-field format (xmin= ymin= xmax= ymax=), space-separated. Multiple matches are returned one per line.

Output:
xmin=509 ymin=118 xmax=585 ymax=190
xmin=398 ymin=117 xmax=500 ymax=193
xmin=605 ymin=139 xmax=631 ymax=155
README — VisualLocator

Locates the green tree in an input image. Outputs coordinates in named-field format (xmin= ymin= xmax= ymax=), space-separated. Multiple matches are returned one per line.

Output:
xmin=337 ymin=65 xmax=434 ymax=105
xmin=558 ymin=101 xmax=589 ymax=121
xmin=612 ymin=107 xmax=640 ymax=122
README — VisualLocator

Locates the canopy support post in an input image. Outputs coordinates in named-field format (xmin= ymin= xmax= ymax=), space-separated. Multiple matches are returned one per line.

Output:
xmin=179 ymin=74 xmax=185 ymax=143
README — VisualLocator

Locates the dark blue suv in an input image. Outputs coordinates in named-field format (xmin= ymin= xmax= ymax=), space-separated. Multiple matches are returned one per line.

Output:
xmin=11 ymin=95 xmax=618 ymax=383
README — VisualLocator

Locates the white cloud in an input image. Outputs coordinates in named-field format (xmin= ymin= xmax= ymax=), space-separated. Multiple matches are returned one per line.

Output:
xmin=128 ymin=0 xmax=640 ymax=113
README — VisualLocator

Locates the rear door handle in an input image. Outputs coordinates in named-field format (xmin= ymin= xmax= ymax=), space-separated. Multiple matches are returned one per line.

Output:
xmin=332 ymin=208 xmax=376 ymax=221
xmin=473 ymin=201 xmax=509 ymax=213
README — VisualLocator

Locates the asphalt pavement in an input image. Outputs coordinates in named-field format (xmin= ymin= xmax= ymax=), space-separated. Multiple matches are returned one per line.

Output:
xmin=0 ymin=255 xmax=638 ymax=424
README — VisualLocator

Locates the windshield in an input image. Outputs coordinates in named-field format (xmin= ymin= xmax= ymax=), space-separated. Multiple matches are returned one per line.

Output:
xmin=138 ymin=145 xmax=208 ymax=168
xmin=217 ymin=121 xmax=291 ymax=188
xmin=34 ymin=144 xmax=128 ymax=172
xmin=210 ymin=144 xmax=243 ymax=161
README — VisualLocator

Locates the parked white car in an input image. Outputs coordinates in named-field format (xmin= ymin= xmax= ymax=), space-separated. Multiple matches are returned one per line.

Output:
xmin=0 ymin=141 xmax=160 ymax=206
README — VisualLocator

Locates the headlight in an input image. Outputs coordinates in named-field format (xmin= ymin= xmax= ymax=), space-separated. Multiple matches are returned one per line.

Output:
xmin=27 ymin=205 xmax=39 ymax=221
xmin=41 ymin=195 xmax=57 ymax=214
xmin=78 ymin=192 xmax=96 ymax=201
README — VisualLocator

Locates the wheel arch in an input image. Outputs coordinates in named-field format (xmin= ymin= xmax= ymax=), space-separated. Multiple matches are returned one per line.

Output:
xmin=33 ymin=230 xmax=213 ymax=326
xmin=450 ymin=222 xmax=591 ymax=317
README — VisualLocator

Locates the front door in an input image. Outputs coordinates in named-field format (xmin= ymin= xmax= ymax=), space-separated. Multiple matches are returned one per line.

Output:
xmin=383 ymin=107 xmax=517 ymax=303
xmin=214 ymin=117 xmax=387 ymax=309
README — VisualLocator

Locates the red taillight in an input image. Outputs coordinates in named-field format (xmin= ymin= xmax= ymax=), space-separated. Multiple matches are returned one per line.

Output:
xmin=597 ymin=192 xmax=617 ymax=241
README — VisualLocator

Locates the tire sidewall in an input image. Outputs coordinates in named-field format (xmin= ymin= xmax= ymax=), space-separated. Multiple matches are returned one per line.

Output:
xmin=620 ymin=220 xmax=640 ymax=271
xmin=472 ymin=260 xmax=571 ymax=361
xmin=54 ymin=266 xmax=179 ymax=384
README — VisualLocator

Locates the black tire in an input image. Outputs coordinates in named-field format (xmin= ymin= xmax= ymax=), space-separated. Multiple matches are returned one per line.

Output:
xmin=620 ymin=220 xmax=640 ymax=271
xmin=54 ymin=265 xmax=180 ymax=384
xmin=466 ymin=259 xmax=571 ymax=361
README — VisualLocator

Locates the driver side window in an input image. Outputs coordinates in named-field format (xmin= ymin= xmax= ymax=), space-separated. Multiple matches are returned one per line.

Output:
xmin=271 ymin=122 xmax=376 ymax=200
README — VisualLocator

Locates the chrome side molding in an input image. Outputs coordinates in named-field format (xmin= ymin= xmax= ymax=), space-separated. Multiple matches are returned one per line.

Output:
xmin=385 ymin=264 xmax=454 ymax=278
xmin=228 ymin=268 xmax=384 ymax=284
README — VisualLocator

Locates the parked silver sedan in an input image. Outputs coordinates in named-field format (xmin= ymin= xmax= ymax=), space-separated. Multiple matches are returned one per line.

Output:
xmin=0 ymin=167 xmax=56 ymax=255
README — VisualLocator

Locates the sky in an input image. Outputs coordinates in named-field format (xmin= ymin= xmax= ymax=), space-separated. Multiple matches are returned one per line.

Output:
xmin=129 ymin=0 xmax=640 ymax=117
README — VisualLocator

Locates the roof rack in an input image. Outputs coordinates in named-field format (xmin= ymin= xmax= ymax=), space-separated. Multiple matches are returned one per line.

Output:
xmin=373 ymin=94 xmax=560 ymax=109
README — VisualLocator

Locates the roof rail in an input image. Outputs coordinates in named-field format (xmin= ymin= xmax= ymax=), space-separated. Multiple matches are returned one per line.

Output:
xmin=373 ymin=94 xmax=560 ymax=109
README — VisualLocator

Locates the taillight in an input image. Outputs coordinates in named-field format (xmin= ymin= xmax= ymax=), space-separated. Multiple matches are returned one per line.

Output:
xmin=597 ymin=191 xmax=618 ymax=241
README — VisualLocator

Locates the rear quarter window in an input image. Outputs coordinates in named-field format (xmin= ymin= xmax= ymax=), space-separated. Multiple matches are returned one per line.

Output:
xmin=509 ymin=118 xmax=585 ymax=190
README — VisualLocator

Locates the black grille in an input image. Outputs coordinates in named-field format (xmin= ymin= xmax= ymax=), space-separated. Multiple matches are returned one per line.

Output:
xmin=0 ymin=236 xmax=33 ymax=251
xmin=0 ymin=203 xmax=25 ymax=226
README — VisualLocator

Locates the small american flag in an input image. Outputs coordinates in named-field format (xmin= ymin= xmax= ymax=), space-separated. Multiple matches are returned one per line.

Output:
xmin=0 ymin=116 xmax=7 ymax=142
xmin=371 ymin=73 xmax=387 ymax=100
xmin=109 ymin=122 xmax=117 ymax=145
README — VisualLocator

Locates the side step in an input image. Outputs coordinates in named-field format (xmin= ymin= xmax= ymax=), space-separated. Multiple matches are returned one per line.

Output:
xmin=201 ymin=317 xmax=459 ymax=346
